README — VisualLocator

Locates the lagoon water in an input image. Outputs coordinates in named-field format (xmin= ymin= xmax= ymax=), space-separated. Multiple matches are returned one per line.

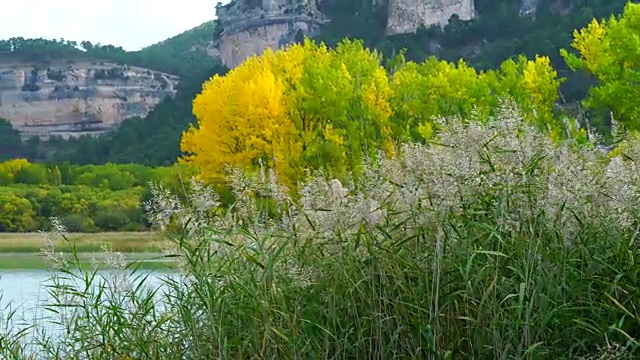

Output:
xmin=0 ymin=268 xmax=175 ymax=355
xmin=0 ymin=270 xmax=51 ymax=327
xmin=0 ymin=269 xmax=69 ymax=343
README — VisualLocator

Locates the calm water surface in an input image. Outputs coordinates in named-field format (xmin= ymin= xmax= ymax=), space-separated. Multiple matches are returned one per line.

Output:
xmin=0 ymin=269 xmax=175 ymax=352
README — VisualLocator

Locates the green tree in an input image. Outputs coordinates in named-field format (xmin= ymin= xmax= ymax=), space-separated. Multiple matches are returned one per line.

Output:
xmin=0 ymin=119 xmax=22 ymax=161
xmin=60 ymin=214 xmax=97 ymax=233
xmin=14 ymin=163 xmax=48 ymax=185
xmin=390 ymin=53 xmax=565 ymax=141
xmin=561 ymin=2 xmax=640 ymax=137
xmin=49 ymin=166 xmax=62 ymax=186
xmin=0 ymin=193 xmax=37 ymax=232
xmin=76 ymin=164 xmax=136 ymax=191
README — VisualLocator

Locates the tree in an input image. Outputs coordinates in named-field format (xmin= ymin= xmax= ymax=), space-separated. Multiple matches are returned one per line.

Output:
xmin=485 ymin=55 xmax=565 ymax=139
xmin=0 ymin=193 xmax=37 ymax=232
xmin=561 ymin=2 xmax=640 ymax=136
xmin=49 ymin=166 xmax=62 ymax=186
xmin=0 ymin=158 xmax=30 ymax=183
xmin=76 ymin=164 xmax=136 ymax=191
xmin=180 ymin=39 xmax=395 ymax=186
xmin=390 ymin=56 xmax=492 ymax=140
xmin=182 ymin=54 xmax=298 ymax=183
xmin=14 ymin=163 xmax=48 ymax=185
xmin=0 ymin=119 xmax=22 ymax=161
xmin=390 ymin=54 xmax=565 ymax=141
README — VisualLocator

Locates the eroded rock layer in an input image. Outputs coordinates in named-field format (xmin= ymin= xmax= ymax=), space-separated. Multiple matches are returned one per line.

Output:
xmin=0 ymin=60 xmax=179 ymax=139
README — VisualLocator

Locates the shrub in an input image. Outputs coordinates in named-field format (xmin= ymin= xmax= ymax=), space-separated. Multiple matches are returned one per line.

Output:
xmin=60 ymin=214 xmax=96 ymax=233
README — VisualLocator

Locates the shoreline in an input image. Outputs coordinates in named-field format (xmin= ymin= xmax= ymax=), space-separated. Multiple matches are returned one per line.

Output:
xmin=0 ymin=252 xmax=178 ymax=270
xmin=0 ymin=232 xmax=177 ymax=270
xmin=0 ymin=231 xmax=165 ymax=253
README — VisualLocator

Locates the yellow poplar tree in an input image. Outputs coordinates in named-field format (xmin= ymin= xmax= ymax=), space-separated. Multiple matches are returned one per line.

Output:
xmin=181 ymin=50 xmax=300 ymax=184
xmin=180 ymin=39 xmax=394 ymax=186
xmin=560 ymin=2 xmax=640 ymax=134
xmin=390 ymin=57 xmax=492 ymax=140
xmin=390 ymin=54 xmax=564 ymax=141
xmin=485 ymin=55 xmax=565 ymax=140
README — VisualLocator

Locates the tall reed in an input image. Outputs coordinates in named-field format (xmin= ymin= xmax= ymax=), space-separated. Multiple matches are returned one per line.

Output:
xmin=3 ymin=103 xmax=639 ymax=359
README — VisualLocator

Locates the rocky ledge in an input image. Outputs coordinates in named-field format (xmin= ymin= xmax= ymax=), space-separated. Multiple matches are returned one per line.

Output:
xmin=0 ymin=59 xmax=179 ymax=139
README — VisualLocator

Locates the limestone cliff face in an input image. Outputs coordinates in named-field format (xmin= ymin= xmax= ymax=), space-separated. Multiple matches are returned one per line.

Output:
xmin=215 ymin=0 xmax=476 ymax=68
xmin=218 ymin=20 xmax=321 ymax=69
xmin=386 ymin=0 xmax=475 ymax=35
xmin=0 ymin=60 xmax=179 ymax=139
xmin=215 ymin=0 xmax=328 ymax=69
xmin=520 ymin=0 xmax=537 ymax=15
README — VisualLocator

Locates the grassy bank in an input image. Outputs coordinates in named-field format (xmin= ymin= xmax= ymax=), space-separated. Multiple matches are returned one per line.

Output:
xmin=5 ymin=110 xmax=640 ymax=359
xmin=0 ymin=231 xmax=165 ymax=253
xmin=0 ymin=252 xmax=176 ymax=270
xmin=0 ymin=231 xmax=175 ymax=269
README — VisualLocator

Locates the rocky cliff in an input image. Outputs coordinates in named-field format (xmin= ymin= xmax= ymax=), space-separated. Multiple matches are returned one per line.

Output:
xmin=386 ymin=0 xmax=475 ymax=35
xmin=214 ymin=0 xmax=328 ymax=69
xmin=214 ymin=0 xmax=476 ymax=68
xmin=214 ymin=0 xmax=475 ymax=68
xmin=0 ymin=59 xmax=179 ymax=139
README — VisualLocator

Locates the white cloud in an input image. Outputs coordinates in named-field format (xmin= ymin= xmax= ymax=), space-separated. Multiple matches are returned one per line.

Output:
xmin=0 ymin=0 xmax=226 ymax=50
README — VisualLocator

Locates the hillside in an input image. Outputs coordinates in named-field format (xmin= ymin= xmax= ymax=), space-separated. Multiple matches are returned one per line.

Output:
xmin=0 ymin=30 xmax=228 ymax=164
xmin=0 ymin=21 xmax=223 ymax=81
xmin=142 ymin=20 xmax=220 ymax=58
xmin=0 ymin=59 xmax=179 ymax=139
xmin=1 ymin=0 xmax=636 ymax=165
xmin=132 ymin=20 xmax=223 ymax=77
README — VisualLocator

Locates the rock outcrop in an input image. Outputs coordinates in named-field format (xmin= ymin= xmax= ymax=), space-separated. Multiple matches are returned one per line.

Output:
xmin=519 ymin=0 xmax=538 ymax=15
xmin=214 ymin=0 xmax=476 ymax=68
xmin=0 ymin=59 xmax=179 ymax=139
xmin=214 ymin=0 xmax=328 ymax=69
xmin=386 ymin=0 xmax=475 ymax=35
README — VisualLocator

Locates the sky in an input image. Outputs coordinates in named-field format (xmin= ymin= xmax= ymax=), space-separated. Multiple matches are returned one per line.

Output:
xmin=0 ymin=0 xmax=231 ymax=51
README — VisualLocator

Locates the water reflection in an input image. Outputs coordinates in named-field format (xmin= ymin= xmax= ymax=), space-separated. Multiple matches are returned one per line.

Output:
xmin=0 ymin=269 xmax=175 ymax=355
xmin=0 ymin=270 xmax=51 ymax=329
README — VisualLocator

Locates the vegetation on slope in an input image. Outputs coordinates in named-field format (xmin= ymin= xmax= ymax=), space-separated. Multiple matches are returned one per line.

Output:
xmin=0 ymin=22 xmax=222 ymax=78
xmin=0 ymin=159 xmax=194 ymax=232
xmin=0 ymin=0 xmax=635 ymax=166
xmin=143 ymin=20 xmax=218 ymax=53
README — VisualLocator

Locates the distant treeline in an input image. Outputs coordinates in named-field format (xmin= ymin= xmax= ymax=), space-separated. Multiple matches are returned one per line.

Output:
xmin=0 ymin=159 xmax=196 ymax=232
xmin=0 ymin=33 xmax=222 ymax=78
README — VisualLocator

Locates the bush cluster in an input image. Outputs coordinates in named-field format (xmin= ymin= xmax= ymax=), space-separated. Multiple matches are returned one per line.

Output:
xmin=0 ymin=160 xmax=192 ymax=232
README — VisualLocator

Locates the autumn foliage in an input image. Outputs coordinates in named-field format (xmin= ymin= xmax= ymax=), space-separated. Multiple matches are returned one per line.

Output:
xmin=181 ymin=39 xmax=565 ymax=186
xmin=561 ymin=2 xmax=640 ymax=136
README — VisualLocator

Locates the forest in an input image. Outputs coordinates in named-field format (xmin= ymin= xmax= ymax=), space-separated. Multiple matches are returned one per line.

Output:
xmin=0 ymin=159 xmax=194 ymax=232
xmin=0 ymin=0 xmax=638 ymax=233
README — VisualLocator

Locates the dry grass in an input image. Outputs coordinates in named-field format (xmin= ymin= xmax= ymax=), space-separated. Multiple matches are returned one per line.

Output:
xmin=0 ymin=231 xmax=166 ymax=253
